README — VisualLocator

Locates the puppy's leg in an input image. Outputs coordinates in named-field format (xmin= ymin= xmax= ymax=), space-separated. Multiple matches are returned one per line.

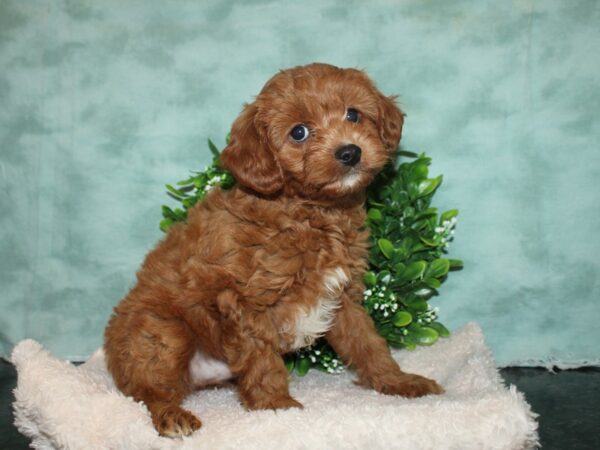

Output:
xmin=214 ymin=289 xmax=301 ymax=411
xmin=233 ymin=342 xmax=302 ymax=410
xmin=326 ymin=294 xmax=443 ymax=397
xmin=105 ymin=307 xmax=202 ymax=437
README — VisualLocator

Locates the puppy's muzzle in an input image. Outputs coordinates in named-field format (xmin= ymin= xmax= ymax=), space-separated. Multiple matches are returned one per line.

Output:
xmin=335 ymin=144 xmax=362 ymax=167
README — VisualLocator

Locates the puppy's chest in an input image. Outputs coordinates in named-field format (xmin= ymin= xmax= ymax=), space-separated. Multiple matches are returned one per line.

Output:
xmin=271 ymin=220 xmax=361 ymax=350
xmin=282 ymin=266 xmax=350 ymax=351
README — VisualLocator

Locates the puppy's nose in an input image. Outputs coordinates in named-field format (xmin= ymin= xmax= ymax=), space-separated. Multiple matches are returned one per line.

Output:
xmin=335 ymin=144 xmax=362 ymax=166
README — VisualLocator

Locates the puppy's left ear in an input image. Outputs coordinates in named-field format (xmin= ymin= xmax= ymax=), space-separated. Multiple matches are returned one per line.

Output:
xmin=377 ymin=95 xmax=405 ymax=151
xmin=220 ymin=103 xmax=284 ymax=195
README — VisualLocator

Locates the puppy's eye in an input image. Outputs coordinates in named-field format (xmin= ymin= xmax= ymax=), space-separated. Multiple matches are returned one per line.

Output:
xmin=290 ymin=124 xmax=310 ymax=142
xmin=345 ymin=108 xmax=360 ymax=123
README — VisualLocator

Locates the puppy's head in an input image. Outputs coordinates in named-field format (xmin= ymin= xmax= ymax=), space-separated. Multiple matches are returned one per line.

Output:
xmin=220 ymin=63 xmax=404 ymax=199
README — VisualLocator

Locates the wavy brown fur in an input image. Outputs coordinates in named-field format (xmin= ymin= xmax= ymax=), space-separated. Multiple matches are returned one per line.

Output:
xmin=104 ymin=63 xmax=443 ymax=438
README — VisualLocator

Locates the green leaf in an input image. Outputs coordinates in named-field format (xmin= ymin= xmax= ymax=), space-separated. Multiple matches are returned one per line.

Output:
xmin=429 ymin=322 xmax=450 ymax=337
xmin=426 ymin=258 xmax=450 ymax=279
xmin=415 ymin=208 xmax=437 ymax=220
xmin=399 ymin=261 xmax=427 ymax=281
xmin=402 ymin=337 xmax=417 ymax=351
xmin=393 ymin=262 xmax=406 ymax=275
xmin=406 ymin=299 xmax=428 ymax=311
xmin=417 ymin=175 xmax=442 ymax=198
xmin=412 ymin=163 xmax=429 ymax=180
xmin=388 ymin=339 xmax=406 ymax=349
xmin=413 ymin=288 xmax=433 ymax=298
xmin=413 ymin=326 xmax=439 ymax=346
xmin=363 ymin=271 xmax=377 ymax=286
xmin=407 ymin=182 xmax=420 ymax=200
xmin=449 ymin=259 xmax=464 ymax=269
xmin=367 ymin=199 xmax=386 ymax=208
xmin=367 ymin=208 xmax=383 ymax=222
xmin=208 ymin=139 xmax=220 ymax=157
xmin=377 ymin=239 xmax=395 ymax=259
xmin=173 ymin=208 xmax=187 ymax=220
xmin=284 ymin=357 xmax=295 ymax=373
xmin=397 ymin=150 xmax=419 ymax=158
xmin=166 ymin=184 xmax=186 ymax=198
xmin=392 ymin=311 xmax=413 ymax=327
xmin=440 ymin=209 xmax=459 ymax=223
xmin=420 ymin=236 xmax=439 ymax=247
xmin=424 ymin=278 xmax=441 ymax=289
xmin=377 ymin=270 xmax=392 ymax=284
xmin=176 ymin=177 xmax=195 ymax=186
xmin=159 ymin=218 xmax=173 ymax=232
xmin=376 ymin=323 xmax=393 ymax=337
xmin=296 ymin=357 xmax=310 ymax=376
xmin=162 ymin=205 xmax=177 ymax=220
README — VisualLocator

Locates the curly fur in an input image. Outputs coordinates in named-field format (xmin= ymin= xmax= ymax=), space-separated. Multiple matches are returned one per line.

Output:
xmin=104 ymin=63 xmax=443 ymax=438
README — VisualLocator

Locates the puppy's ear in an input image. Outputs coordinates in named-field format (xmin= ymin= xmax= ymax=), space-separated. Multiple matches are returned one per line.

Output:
xmin=220 ymin=103 xmax=284 ymax=195
xmin=377 ymin=95 xmax=405 ymax=151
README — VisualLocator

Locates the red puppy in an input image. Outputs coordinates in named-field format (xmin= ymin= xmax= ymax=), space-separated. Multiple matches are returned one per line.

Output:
xmin=104 ymin=63 xmax=443 ymax=438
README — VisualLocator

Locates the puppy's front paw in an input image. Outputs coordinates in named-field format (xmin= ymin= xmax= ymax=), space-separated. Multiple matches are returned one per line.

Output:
xmin=154 ymin=405 xmax=202 ymax=438
xmin=244 ymin=393 xmax=303 ymax=411
xmin=376 ymin=373 xmax=444 ymax=398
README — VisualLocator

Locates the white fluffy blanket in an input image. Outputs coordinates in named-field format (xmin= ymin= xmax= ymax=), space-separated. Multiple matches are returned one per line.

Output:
xmin=12 ymin=323 xmax=538 ymax=450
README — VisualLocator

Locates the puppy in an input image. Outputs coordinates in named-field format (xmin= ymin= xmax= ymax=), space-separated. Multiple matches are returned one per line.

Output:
xmin=104 ymin=63 xmax=443 ymax=438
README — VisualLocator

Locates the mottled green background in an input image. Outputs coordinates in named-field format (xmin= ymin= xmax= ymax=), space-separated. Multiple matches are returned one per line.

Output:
xmin=1 ymin=0 xmax=598 ymax=366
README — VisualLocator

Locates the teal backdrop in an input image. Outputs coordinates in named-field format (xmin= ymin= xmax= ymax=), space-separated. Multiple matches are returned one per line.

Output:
xmin=1 ymin=0 xmax=599 ymax=366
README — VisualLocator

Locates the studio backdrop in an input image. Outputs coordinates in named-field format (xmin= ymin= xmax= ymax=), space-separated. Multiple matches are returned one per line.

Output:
xmin=1 ymin=0 xmax=599 ymax=367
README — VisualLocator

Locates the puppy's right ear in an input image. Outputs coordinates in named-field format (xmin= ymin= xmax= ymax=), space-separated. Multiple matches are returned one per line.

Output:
xmin=377 ymin=95 xmax=405 ymax=152
xmin=220 ymin=103 xmax=284 ymax=195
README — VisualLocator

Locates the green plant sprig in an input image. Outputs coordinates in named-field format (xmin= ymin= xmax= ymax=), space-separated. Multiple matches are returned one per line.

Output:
xmin=161 ymin=139 xmax=462 ymax=376
xmin=160 ymin=139 xmax=235 ymax=232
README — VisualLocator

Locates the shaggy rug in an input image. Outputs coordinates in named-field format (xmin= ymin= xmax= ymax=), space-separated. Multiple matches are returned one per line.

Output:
xmin=12 ymin=323 xmax=538 ymax=450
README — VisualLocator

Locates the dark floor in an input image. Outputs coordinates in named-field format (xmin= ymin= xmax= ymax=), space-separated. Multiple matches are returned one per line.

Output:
xmin=1 ymin=360 xmax=599 ymax=450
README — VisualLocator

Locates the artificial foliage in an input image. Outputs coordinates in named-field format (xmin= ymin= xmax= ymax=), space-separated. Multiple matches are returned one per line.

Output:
xmin=161 ymin=138 xmax=462 ymax=376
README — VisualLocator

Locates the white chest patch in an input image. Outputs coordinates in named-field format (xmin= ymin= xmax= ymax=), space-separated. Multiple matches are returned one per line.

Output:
xmin=188 ymin=349 xmax=232 ymax=387
xmin=291 ymin=267 xmax=350 ymax=350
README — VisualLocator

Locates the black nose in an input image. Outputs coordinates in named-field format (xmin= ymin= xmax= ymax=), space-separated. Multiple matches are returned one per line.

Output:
xmin=335 ymin=144 xmax=362 ymax=166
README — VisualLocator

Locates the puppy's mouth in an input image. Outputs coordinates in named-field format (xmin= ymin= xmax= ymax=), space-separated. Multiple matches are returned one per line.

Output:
xmin=338 ymin=167 xmax=365 ymax=189
xmin=320 ymin=164 xmax=372 ymax=197
xmin=301 ymin=143 xmax=386 ymax=199
xmin=331 ymin=144 xmax=367 ymax=189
